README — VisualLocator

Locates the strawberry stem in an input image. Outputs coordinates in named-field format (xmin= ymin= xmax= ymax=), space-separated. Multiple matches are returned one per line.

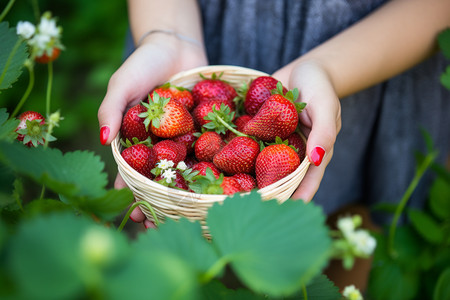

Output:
xmin=11 ymin=61 xmax=35 ymax=118
xmin=214 ymin=113 xmax=248 ymax=138
xmin=117 ymin=200 xmax=160 ymax=232
xmin=45 ymin=61 xmax=53 ymax=118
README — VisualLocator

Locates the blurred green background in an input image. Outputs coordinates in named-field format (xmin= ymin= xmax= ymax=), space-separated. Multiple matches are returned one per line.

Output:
xmin=1 ymin=0 xmax=129 ymax=187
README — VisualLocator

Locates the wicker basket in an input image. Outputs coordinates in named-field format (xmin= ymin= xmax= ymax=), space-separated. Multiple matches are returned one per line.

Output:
xmin=111 ymin=65 xmax=311 ymax=232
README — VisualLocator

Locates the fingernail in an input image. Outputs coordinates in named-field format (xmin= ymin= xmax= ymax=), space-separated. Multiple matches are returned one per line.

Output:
xmin=310 ymin=146 xmax=325 ymax=166
xmin=129 ymin=215 xmax=137 ymax=223
xmin=100 ymin=125 xmax=110 ymax=145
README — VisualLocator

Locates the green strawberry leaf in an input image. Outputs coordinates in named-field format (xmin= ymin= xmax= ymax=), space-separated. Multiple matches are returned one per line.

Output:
xmin=407 ymin=209 xmax=444 ymax=244
xmin=438 ymin=28 xmax=450 ymax=60
xmin=429 ymin=177 xmax=450 ymax=220
xmin=288 ymin=274 xmax=341 ymax=300
xmin=440 ymin=66 xmax=450 ymax=90
xmin=0 ymin=22 xmax=28 ymax=92
xmin=207 ymin=192 xmax=332 ymax=297
xmin=433 ymin=268 xmax=450 ymax=300
xmin=0 ymin=108 xmax=19 ymax=142
xmin=6 ymin=212 xmax=130 ymax=300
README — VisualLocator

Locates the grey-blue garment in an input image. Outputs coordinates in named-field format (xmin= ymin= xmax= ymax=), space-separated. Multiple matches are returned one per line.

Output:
xmin=124 ymin=0 xmax=450 ymax=224
xmin=198 ymin=0 xmax=450 ymax=223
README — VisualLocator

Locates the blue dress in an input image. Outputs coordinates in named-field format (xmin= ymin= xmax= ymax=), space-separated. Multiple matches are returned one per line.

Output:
xmin=198 ymin=0 xmax=450 ymax=222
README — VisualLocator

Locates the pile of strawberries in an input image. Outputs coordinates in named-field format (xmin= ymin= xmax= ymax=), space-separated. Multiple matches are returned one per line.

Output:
xmin=120 ymin=73 xmax=306 ymax=196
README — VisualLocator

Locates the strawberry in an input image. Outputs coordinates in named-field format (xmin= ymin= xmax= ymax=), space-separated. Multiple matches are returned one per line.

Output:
xmin=151 ymin=83 xmax=195 ymax=111
xmin=192 ymin=161 xmax=221 ymax=179
xmin=286 ymin=132 xmax=306 ymax=161
xmin=35 ymin=47 xmax=61 ymax=64
xmin=15 ymin=111 xmax=47 ymax=147
xmin=221 ymin=177 xmax=244 ymax=195
xmin=194 ymin=131 xmax=225 ymax=162
xmin=172 ymin=129 xmax=198 ymax=155
xmin=213 ymin=136 xmax=260 ymax=175
xmin=121 ymin=143 xmax=157 ymax=178
xmin=140 ymin=92 xmax=194 ymax=138
xmin=121 ymin=104 xmax=158 ymax=143
xmin=184 ymin=156 xmax=198 ymax=169
xmin=244 ymin=76 xmax=288 ymax=116
xmin=255 ymin=144 xmax=301 ymax=188
xmin=192 ymin=73 xmax=237 ymax=108
xmin=243 ymin=83 xmax=305 ymax=141
xmin=153 ymin=139 xmax=187 ymax=165
xmin=231 ymin=173 xmax=256 ymax=192
xmin=192 ymin=100 xmax=235 ymax=129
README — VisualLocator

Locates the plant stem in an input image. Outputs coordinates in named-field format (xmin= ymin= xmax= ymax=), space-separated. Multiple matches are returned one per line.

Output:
xmin=117 ymin=201 xmax=160 ymax=232
xmin=31 ymin=0 xmax=40 ymax=22
xmin=11 ymin=62 xmax=34 ymax=118
xmin=302 ymin=284 xmax=308 ymax=300
xmin=0 ymin=39 xmax=22 ymax=89
xmin=199 ymin=256 xmax=230 ymax=284
xmin=388 ymin=150 xmax=438 ymax=257
xmin=215 ymin=113 xmax=248 ymax=138
xmin=46 ymin=61 xmax=53 ymax=117
xmin=0 ymin=0 xmax=16 ymax=22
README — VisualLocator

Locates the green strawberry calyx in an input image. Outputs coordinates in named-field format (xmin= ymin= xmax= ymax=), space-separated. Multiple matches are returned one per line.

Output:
xmin=203 ymin=103 xmax=242 ymax=136
xmin=16 ymin=119 xmax=55 ymax=147
xmin=272 ymin=82 xmax=307 ymax=114
xmin=139 ymin=92 xmax=171 ymax=129
xmin=189 ymin=168 xmax=224 ymax=195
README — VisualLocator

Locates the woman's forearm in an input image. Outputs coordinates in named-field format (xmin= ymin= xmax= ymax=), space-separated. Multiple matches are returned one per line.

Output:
xmin=292 ymin=0 xmax=450 ymax=98
xmin=127 ymin=0 xmax=204 ymax=47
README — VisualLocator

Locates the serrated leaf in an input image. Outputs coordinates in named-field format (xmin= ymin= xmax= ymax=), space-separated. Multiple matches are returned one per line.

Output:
xmin=429 ymin=177 xmax=450 ymax=220
xmin=0 ymin=108 xmax=19 ymax=141
xmin=408 ymin=209 xmax=444 ymax=244
xmin=0 ymin=22 xmax=28 ymax=91
xmin=438 ymin=28 xmax=450 ymax=60
xmin=287 ymin=274 xmax=341 ymax=300
xmin=0 ymin=141 xmax=107 ymax=198
xmin=6 ymin=212 xmax=129 ymax=300
xmin=207 ymin=192 xmax=332 ymax=297
xmin=200 ymin=280 xmax=265 ymax=300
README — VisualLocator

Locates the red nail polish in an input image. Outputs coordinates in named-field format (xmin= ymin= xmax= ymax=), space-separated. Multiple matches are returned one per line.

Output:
xmin=129 ymin=215 xmax=137 ymax=223
xmin=310 ymin=146 xmax=325 ymax=166
xmin=100 ymin=126 xmax=110 ymax=145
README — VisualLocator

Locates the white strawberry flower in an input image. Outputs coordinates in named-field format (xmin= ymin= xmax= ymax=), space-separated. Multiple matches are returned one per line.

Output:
xmin=348 ymin=229 xmax=377 ymax=256
xmin=16 ymin=21 xmax=36 ymax=39
xmin=337 ymin=217 xmax=355 ymax=235
xmin=157 ymin=159 xmax=174 ymax=170
xmin=28 ymin=33 xmax=51 ymax=50
xmin=38 ymin=16 xmax=60 ymax=38
xmin=162 ymin=169 xmax=177 ymax=184
xmin=342 ymin=285 xmax=363 ymax=300
xmin=176 ymin=161 xmax=188 ymax=171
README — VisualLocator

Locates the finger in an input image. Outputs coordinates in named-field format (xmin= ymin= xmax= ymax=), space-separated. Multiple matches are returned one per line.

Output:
xmin=130 ymin=205 xmax=146 ymax=223
xmin=114 ymin=173 xmax=128 ymax=189
xmin=291 ymin=148 xmax=333 ymax=202
xmin=144 ymin=219 xmax=157 ymax=229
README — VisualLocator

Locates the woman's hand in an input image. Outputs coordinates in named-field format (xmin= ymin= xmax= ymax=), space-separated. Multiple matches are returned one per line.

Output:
xmin=98 ymin=35 xmax=207 ymax=228
xmin=273 ymin=59 xmax=342 ymax=202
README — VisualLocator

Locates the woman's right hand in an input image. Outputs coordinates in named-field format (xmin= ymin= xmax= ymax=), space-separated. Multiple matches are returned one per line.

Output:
xmin=98 ymin=34 xmax=207 ymax=228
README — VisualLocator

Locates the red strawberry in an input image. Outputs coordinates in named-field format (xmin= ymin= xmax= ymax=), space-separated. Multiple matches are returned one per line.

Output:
xmin=192 ymin=73 xmax=237 ymax=107
xmin=121 ymin=143 xmax=157 ymax=178
xmin=153 ymin=139 xmax=187 ymax=165
xmin=213 ymin=136 xmax=260 ymax=175
xmin=194 ymin=131 xmax=225 ymax=162
xmin=155 ymin=169 xmax=189 ymax=190
xmin=35 ymin=47 xmax=61 ymax=64
xmin=192 ymin=161 xmax=221 ymax=179
xmin=243 ymin=84 xmax=305 ymax=141
xmin=255 ymin=144 xmax=300 ymax=188
xmin=121 ymin=104 xmax=158 ymax=143
xmin=231 ymin=173 xmax=256 ymax=192
xmin=221 ymin=177 xmax=243 ymax=195
xmin=172 ymin=129 xmax=198 ymax=155
xmin=141 ymin=92 xmax=194 ymax=138
xmin=286 ymin=132 xmax=306 ymax=161
xmin=192 ymin=100 xmax=235 ymax=128
xmin=244 ymin=76 xmax=288 ymax=116
xmin=151 ymin=83 xmax=195 ymax=111
xmin=15 ymin=111 xmax=46 ymax=147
